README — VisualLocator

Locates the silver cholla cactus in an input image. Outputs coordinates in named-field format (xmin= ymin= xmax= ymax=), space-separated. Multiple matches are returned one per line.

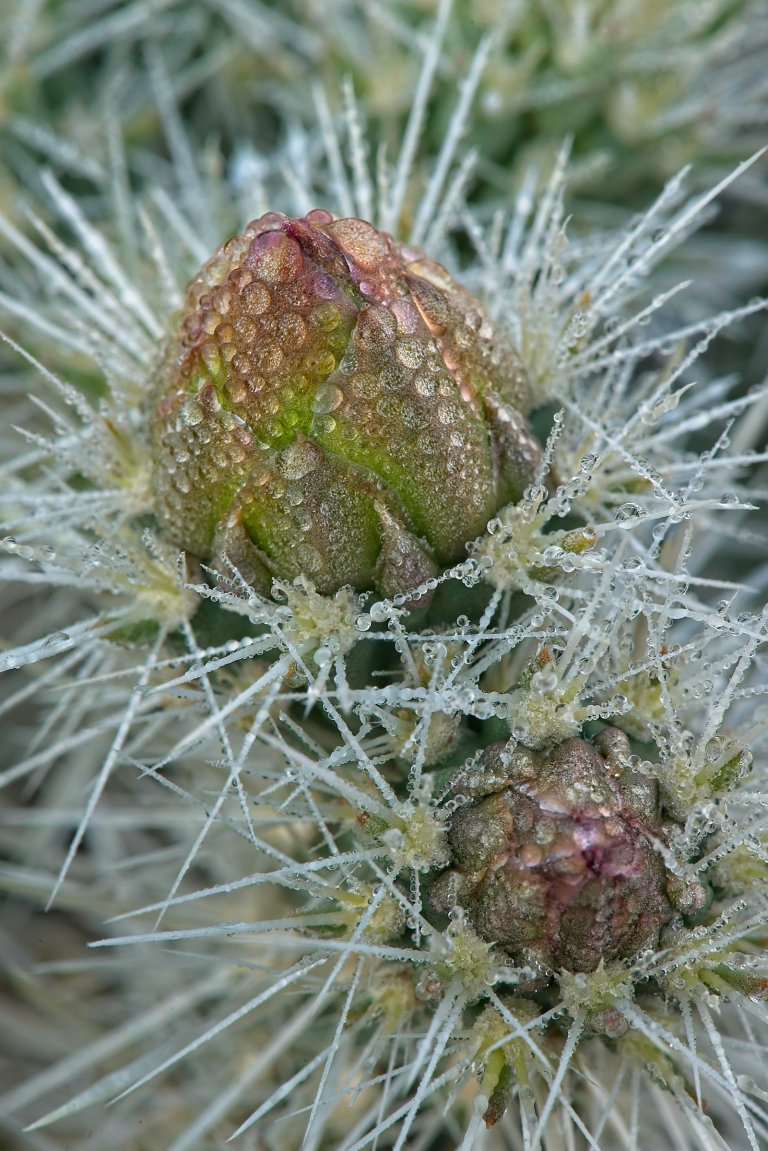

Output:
xmin=151 ymin=209 xmax=540 ymax=596
xmin=430 ymin=727 xmax=709 ymax=979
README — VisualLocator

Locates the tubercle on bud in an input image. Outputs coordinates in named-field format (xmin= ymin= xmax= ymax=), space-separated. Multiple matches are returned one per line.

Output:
xmin=151 ymin=209 xmax=540 ymax=598
xmin=482 ymin=390 xmax=542 ymax=506
xmin=210 ymin=506 xmax=272 ymax=595
xmin=372 ymin=501 xmax=438 ymax=607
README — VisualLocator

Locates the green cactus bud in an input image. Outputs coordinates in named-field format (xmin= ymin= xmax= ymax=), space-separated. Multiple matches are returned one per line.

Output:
xmin=151 ymin=210 xmax=540 ymax=596
xmin=430 ymin=728 xmax=679 ymax=975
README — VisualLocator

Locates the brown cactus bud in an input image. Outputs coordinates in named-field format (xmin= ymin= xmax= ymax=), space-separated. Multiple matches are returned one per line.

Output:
xmin=430 ymin=728 xmax=677 ymax=973
xmin=151 ymin=210 xmax=540 ymax=596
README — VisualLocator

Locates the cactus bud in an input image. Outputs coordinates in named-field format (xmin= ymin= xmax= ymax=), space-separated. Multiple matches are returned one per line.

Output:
xmin=430 ymin=729 xmax=678 ymax=974
xmin=151 ymin=211 xmax=540 ymax=595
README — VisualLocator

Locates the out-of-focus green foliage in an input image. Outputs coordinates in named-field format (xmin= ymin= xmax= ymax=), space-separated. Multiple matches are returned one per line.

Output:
xmin=2 ymin=0 xmax=766 ymax=208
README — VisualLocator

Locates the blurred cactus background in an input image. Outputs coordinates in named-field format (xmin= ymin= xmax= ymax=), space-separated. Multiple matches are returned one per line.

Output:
xmin=6 ymin=2 xmax=768 ymax=209
xmin=3 ymin=3 xmax=768 ymax=1151
xmin=3 ymin=0 xmax=768 ymax=386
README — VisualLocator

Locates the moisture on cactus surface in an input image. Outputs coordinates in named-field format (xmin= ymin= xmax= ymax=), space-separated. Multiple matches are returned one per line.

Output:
xmin=153 ymin=210 xmax=539 ymax=598
xmin=4 ymin=12 xmax=768 ymax=1151
xmin=429 ymin=728 xmax=702 ymax=979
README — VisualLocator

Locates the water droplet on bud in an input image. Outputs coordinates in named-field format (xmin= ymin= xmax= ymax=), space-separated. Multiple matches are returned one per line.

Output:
xmin=531 ymin=670 xmax=558 ymax=694
xmin=311 ymin=383 xmax=344 ymax=414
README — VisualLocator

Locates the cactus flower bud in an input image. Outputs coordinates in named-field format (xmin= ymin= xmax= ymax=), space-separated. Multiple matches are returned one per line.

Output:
xmin=151 ymin=210 xmax=540 ymax=595
xmin=430 ymin=728 xmax=684 ymax=974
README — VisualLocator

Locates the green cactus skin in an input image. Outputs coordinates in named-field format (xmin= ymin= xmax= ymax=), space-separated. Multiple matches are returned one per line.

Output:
xmin=430 ymin=727 xmax=705 ymax=975
xmin=151 ymin=210 xmax=540 ymax=596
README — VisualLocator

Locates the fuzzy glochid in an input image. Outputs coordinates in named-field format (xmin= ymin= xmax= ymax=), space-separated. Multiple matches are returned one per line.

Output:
xmin=151 ymin=209 xmax=541 ymax=598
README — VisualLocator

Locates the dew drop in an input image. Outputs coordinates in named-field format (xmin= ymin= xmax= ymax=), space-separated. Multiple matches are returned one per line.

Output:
xmin=413 ymin=373 xmax=435 ymax=398
xmin=311 ymin=302 xmax=341 ymax=331
xmin=531 ymin=669 xmax=558 ymax=694
xmin=312 ymin=383 xmax=344 ymax=414
xmin=314 ymin=414 xmax=337 ymax=434
xmin=382 ymin=827 xmax=405 ymax=850
xmin=395 ymin=338 xmax=425 ymax=368
xmin=705 ymin=736 xmax=724 ymax=761
xmin=181 ymin=399 xmax=204 ymax=426
xmin=615 ymin=502 xmax=645 ymax=526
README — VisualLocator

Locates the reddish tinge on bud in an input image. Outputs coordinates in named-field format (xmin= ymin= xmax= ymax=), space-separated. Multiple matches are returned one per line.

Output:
xmin=429 ymin=728 xmax=697 ymax=974
xmin=151 ymin=210 xmax=540 ymax=596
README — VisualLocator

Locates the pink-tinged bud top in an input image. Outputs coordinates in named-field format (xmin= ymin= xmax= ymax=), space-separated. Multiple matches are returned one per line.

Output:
xmin=151 ymin=211 xmax=540 ymax=596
